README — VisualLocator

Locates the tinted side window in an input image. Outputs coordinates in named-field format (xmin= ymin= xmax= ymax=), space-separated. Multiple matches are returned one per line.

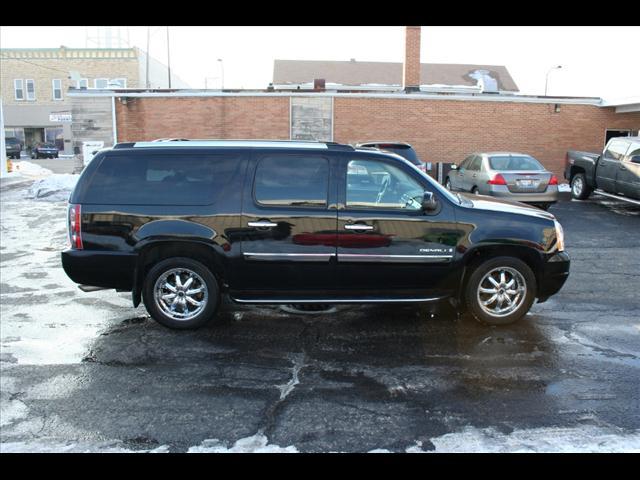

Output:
xmin=604 ymin=140 xmax=630 ymax=161
xmin=346 ymin=159 xmax=424 ymax=210
xmin=83 ymin=153 xmax=242 ymax=205
xmin=254 ymin=155 xmax=329 ymax=207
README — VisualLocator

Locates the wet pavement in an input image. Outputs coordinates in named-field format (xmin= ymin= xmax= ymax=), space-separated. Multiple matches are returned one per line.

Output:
xmin=1 ymin=185 xmax=639 ymax=452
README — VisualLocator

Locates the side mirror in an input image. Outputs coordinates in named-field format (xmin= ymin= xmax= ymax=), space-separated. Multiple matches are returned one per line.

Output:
xmin=449 ymin=164 xmax=458 ymax=170
xmin=422 ymin=191 xmax=439 ymax=212
xmin=630 ymin=155 xmax=640 ymax=164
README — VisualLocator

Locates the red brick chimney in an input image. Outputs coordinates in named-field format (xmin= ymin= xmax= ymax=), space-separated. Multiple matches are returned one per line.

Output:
xmin=403 ymin=26 xmax=421 ymax=92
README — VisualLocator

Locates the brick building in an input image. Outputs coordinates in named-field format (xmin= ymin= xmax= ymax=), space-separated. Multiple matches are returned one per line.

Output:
xmin=65 ymin=27 xmax=640 ymax=179
xmin=1 ymin=46 xmax=188 ymax=155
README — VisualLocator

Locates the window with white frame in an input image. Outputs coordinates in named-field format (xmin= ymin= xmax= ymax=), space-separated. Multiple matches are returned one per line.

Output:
xmin=77 ymin=78 xmax=88 ymax=89
xmin=14 ymin=79 xmax=24 ymax=100
xmin=25 ymin=79 xmax=35 ymax=101
xmin=52 ymin=79 xmax=63 ymax=100
xmin=94 ymin=78 xmax=109 ymax=89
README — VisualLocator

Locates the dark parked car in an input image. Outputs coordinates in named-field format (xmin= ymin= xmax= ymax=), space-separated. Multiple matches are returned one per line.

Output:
xmin=355 ymin=141 xmax=427 ymax=173
xmin=31 ymin=142 xmax=59 ymax=159
xmin=565 ymin=136 xmax=640 ymax=203
xmin=5 ymin=137 xmax=22 ymax=159
xmin=62 ymin=140 xmax=569 ymax=329
xmin=445 ymin=152 xmax=559 ymax=210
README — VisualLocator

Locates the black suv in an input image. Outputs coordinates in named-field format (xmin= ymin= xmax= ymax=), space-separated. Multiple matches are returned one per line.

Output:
xmin=62 ymin=140 xmax=570 ymax=329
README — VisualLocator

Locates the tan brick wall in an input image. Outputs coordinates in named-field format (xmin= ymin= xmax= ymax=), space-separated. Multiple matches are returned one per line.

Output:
xmin=111 ymin=94 xmax=640 ymax=181
xmin=0 ymin=49 xmax=139 ymax=106
xmin=334 ymin=97 xmax=640 ymax=178
xmin=115 ymin=97 xmax=290 ymax=142
xmin=403 ymin=27 xmax=421 ymax=89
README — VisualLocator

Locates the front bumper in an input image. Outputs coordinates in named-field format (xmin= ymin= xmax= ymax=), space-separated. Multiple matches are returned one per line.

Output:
xmin=486 ymin=185 xmax=559 ymax=203
xmin=537 ymin=251 xmax=570 ymax=300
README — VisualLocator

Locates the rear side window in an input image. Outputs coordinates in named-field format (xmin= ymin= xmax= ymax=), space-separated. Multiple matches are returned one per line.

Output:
xmin=467 ymin=156 xmax=482 ymax=171
xmin=82 ymin=153 xmax=242 ymax=205
xmin=254 ymin=155 xmax=329 ymax=207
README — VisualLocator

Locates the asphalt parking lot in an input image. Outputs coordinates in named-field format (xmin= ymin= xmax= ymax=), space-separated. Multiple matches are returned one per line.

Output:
xmin=1 ymin=183 xmax=639 ymax=452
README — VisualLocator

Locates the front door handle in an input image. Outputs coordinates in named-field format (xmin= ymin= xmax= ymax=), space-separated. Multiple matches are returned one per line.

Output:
xmin=345 ymin=224 xmax=373 ymax=231
xmin=248 ymin=221 xmax=278 ymax=228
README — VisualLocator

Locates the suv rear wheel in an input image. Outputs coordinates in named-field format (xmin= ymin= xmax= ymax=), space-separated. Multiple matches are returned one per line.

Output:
xmin=464 ymin=256 xmax=536 ymax=326
xmin=143 ymin=257 xmax=219 ymax=329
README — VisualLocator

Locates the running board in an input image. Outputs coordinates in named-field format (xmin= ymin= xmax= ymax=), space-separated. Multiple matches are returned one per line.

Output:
xmin=78 ymin=285 xmax=109 ymax=292
xmin=593 ymin=190 xmax=640 ymax=206
xmin=230 ymin=295 xmax=447 ymax=305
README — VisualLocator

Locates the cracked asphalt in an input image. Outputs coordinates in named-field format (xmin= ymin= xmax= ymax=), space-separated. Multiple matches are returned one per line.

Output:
xmin=1 ymin=182 xmax=639 ymax=452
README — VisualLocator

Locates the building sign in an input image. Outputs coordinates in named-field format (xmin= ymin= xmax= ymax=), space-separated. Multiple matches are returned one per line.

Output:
xmin=49 ymin=113 xmax=72 ymax=123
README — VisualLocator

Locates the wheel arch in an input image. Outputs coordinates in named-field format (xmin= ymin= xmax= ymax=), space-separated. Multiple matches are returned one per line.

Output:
xmin=457 ymin=244 xmax=544 ymax=306
xmin=132 ymin=239 xmax=227 ymax=307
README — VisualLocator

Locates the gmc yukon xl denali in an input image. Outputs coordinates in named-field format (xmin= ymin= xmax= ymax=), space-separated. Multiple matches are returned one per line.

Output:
xmin=565 ymin=136 xmax=640 ymax=204
xmin=62 ymin=140 xmax=570 ymax=329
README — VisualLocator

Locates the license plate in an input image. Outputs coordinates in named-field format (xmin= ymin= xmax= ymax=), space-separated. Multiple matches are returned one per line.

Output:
xmin=517 ymin=179 xmax=537 ymax=188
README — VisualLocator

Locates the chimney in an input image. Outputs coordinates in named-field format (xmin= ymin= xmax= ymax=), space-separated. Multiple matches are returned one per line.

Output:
xmin=314 ymin=78 xmax=326 ymax=91
xmin=403 ymin=26 xmax=421 ymax=92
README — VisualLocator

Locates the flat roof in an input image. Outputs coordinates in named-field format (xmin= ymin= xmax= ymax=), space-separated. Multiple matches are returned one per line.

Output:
xmin=67 ymin=88 xmax=605 ymax=106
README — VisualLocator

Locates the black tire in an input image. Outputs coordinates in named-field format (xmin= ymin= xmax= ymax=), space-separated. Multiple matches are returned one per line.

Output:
xmin=571 ymin=173 xmax=592 ymax=200
xmin=142 ymin=257 xmax=219 ymax=330
xmin=471 ymin=187 xmax=479 ymax=195
xmin=464 ymin=256 xmax=537 ymax=326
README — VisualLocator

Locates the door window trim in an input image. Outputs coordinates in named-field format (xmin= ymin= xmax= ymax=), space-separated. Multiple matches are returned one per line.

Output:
xmin=341 ymin=155 xmax=433 ymax=215
xmin=251 ymin=153 xmax=331 ymax=210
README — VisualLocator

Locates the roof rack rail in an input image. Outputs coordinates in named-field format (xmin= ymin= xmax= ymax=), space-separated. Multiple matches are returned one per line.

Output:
xmin=325 ymin=142 xmax=355 ymax=151
xmin=113 ymin=142 xmax=135 ymax=149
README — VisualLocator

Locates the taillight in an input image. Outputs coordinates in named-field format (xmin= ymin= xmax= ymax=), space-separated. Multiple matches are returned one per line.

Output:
xmin=549 ymin=175 xmax=559 ymax=185
xmin=68 ymin=204 xmax=83 ymax=249
xmin=487 ymin=173 xmax=507 ymax=185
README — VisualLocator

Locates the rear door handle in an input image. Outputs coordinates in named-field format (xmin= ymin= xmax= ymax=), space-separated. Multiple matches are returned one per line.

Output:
xmin=345 ymin=224 xmax=373 ymax=231
xmin=248 ymin=221 xmax=278 ymax=228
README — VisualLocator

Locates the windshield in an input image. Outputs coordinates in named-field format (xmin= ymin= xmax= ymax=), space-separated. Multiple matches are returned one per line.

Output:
xmin=489 ymin=155 xmax=544 ymax=171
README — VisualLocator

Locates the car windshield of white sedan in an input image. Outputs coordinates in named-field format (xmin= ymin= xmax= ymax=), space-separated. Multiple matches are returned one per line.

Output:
xmin=490 ymin=155 xmax=544 ymax=171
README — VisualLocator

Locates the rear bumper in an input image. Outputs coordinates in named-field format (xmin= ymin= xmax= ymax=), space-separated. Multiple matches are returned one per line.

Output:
xmin=61 ymin=249 xmax=137 ymax=290
xmin=538 ymin=251 xmax=570 ymax=300
xmin=486 ymin=185 xmax=559 ymax=203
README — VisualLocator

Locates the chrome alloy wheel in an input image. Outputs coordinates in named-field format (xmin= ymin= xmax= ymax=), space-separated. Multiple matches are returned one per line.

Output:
xmin=476 ymin=267 xmax=527 ymax=317
xmin=154 ymin=268 xmax=208 ymax=320
xmin=572 ymin=176 xmax=583 ymax=196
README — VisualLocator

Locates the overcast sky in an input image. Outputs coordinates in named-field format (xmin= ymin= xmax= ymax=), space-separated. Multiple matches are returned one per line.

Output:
xmin=1 ymin=26 xmax=638 ymax=100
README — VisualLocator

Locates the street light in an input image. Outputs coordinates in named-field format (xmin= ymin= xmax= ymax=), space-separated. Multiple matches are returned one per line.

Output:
xmin=545 ymin=65 xmax=562 ymax=96
xmin=217 ymin=59 xmax=224 ymax=90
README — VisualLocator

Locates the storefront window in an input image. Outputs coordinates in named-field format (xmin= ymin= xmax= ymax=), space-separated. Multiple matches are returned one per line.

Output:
xmin=45 ymin=127 xmax=64 ymax=151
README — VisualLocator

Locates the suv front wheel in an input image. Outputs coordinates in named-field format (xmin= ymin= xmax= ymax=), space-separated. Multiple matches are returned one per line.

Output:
xmin=143 ymin=257 xmax=219 ymax=329
xmin=464 ymin=257 xmax=537 ymax=326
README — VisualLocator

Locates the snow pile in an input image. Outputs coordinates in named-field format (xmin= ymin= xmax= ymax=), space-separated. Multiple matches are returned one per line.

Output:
xmin=11 ymin=161 xmax=53 ymax=177
xmin=187 ymin=434 xmax=298 ymax=453
xmin=0 ymin=440 xmax=170 ymax=453
xmin=26 ymin=174 xmax=79 ymax=202
xmin=558 ymin=183 xmax=571 ymax=192
xmin=423 ymin=426 xmax=640 ymax=453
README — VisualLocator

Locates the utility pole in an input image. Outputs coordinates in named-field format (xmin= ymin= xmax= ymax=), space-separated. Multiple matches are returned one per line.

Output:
xmin=145 ymin=26 xmax=150 ymax=88
xmin=166 ymin=26 xmax=172 ymax=89
xmin=545 ymin=65 xmax=562 ymax=96
xmin=218 ymin=59 xmax=224 ymax=89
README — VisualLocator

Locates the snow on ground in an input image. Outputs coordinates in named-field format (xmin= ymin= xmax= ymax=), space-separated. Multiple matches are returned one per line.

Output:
xmin=187 ymin=434 xmax=298 ymax=453
xmin=26 ymin=174 xmax=79 ymax=202
xmin=11 ymin=161 xmax=53 ymax=177
xmin=414 ymin=425 xmax=640 ymax=453
xmin=558 ymin=183 xmax=571 ymax=192
xmin=0 ymin=440 xmax=170 ymax=453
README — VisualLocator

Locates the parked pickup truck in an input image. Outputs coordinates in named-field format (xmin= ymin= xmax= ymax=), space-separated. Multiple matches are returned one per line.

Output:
xmin=565 ymin=136 xmax=640 ymax=203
